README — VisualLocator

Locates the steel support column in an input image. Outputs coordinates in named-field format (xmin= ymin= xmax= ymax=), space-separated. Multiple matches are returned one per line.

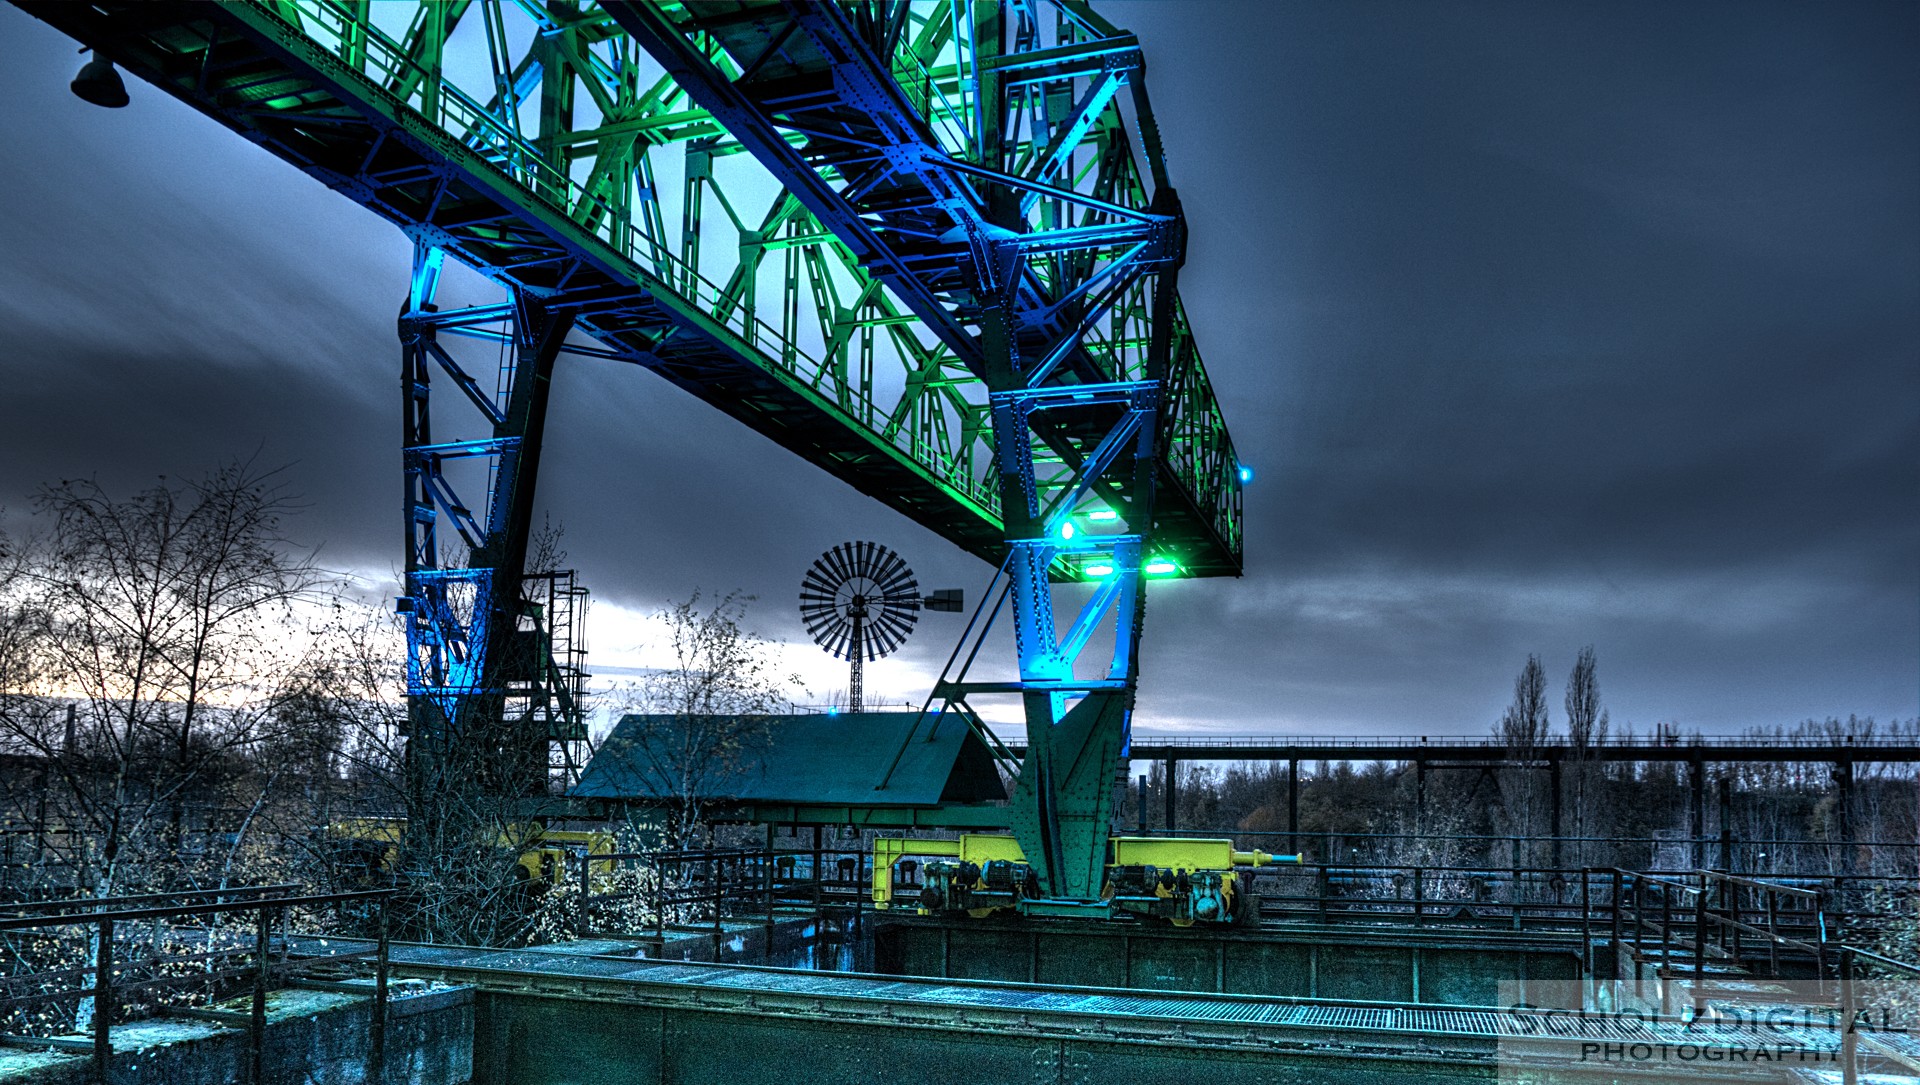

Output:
xmin=400 ymin=249 xmax=577 ymax=812
xmin=1688 ymin=757 xmax=1706 ymax=870
xmin=1289 ymin=757 xmax=1300 ymax=847
xmin=1164 ymin=759 xmax=1179 ymax=832
xmin=1548 ymin=754 xmax=1563 ymax=871
xmin=1834 ymin=759 xmax=1855 ymax=872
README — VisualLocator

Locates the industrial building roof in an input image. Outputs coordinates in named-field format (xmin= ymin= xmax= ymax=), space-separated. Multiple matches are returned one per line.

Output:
xmin=571 ymin=711 xmax=1008 ymax=807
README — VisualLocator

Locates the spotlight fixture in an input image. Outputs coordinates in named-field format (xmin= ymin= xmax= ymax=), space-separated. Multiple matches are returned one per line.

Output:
xmin=71 ymin=56 xmax=130 ymax=109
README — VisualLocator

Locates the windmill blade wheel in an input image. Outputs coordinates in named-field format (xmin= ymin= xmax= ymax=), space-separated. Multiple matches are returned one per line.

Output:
xmin=799 ymin=541 xmax=920 ymax=713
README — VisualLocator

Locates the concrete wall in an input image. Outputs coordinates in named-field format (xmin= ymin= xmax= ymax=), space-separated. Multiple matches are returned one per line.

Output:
xmin=877 ymin=919 xmax=1586 ymax=1007
xmin=0 ymin=985 xmax=472 ymax=1085
xmin=469 ymin=993 xmax=1498 ymax=1085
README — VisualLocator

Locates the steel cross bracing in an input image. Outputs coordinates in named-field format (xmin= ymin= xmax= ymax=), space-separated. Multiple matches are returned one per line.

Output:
xmin=17 ymin=0 xmax=1248 ymax=878
xmin=606 ymin=0 xmax=1230 ymax=901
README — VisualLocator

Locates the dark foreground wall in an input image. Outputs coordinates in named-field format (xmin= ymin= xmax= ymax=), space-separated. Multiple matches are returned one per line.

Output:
xmin=0 ymin=985 xmax=472 ymax=1085
xmin=470 ymin=992 xmax=1499 ymax=1085
xmin=876 ymin=918 xmax=1585 ymax=1006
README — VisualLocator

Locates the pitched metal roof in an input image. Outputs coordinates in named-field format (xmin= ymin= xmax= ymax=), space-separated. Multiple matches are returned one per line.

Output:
xmin=571 ymin=712 xmax=1007 ymax=807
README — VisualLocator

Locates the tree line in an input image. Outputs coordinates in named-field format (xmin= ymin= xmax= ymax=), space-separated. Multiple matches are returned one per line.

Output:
xmin=1133 ymin=651 xmax=1916 ymax=878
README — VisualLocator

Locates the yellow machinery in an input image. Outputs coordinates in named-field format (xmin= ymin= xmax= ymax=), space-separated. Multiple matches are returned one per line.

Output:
xmin=326 ymin=818 xmax=615 ymax=887
xmin=872 ymin=835 xmax=1301 ymax=926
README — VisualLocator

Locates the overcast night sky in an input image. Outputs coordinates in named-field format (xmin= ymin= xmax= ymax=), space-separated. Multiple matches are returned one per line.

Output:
xmin=0 ymin=1 xmax=1913 ymax=739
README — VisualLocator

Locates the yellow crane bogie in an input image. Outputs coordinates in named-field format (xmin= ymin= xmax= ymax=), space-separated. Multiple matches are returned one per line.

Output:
xmin=872 ymin=834 xmax=1300 ymax=925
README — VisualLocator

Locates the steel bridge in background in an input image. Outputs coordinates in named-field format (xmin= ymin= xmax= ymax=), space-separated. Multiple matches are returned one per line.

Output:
xmin=1029 ymin=732 xmax=1920 ymax=872
xmin=1108 ymin=731 xmax=1920 ymax=763
xmin=20 ymin=0 xmax=1247 ymax=902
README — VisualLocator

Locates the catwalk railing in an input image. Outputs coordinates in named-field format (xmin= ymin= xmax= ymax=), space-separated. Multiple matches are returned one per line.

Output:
xmin=569 ymin=842 xmax=877 ymax=948
xmin=0 ymin=884 xmax=392 ymax=1079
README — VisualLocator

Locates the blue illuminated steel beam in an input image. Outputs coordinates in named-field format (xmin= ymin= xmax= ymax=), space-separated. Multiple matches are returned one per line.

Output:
xmin=607 ymin=0 xmax=1210 ymax=901
xmin=400 ymin=266 xmax=576 ymax=800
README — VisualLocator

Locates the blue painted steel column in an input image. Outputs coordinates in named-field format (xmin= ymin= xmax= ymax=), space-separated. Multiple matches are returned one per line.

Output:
xmin=399 ymin=243 xmax=575 ymax=808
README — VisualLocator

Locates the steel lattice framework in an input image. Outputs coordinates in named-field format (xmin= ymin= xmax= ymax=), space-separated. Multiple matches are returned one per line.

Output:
xmin=20 ymin=0 xmax=1247 ymax=902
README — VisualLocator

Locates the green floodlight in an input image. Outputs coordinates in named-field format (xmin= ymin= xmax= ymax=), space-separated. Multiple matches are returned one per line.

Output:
xmin=1087 ymin=509 xmax=1119 ymax=522
xmin=1084 ymin=563 xmax=1115 ymax=578
xmin=1144 ymin=559 xmax=1179 ymax=576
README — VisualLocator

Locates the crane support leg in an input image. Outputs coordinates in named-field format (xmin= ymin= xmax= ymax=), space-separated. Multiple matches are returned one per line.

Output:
xmin=968 ymin=209 xmax=1186 ymax=902
xmin=400 ymin=245 xmax=576 ymax=813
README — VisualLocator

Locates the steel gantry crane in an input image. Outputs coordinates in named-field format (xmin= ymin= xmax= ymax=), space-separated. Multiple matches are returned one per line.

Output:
xmin=19 ymin=0 xmax=1247 ymax=911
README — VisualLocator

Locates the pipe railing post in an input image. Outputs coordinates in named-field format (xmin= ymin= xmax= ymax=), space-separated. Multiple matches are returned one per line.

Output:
xmin=1582 ymin=869 xmax=1594 ymax=986
xmin=1630 ymin=875 xmax=1645 ymax=1000
xmin=708 ymin=852 xmax=721 ymax=959
xmin=1840 ymin=949 xmax=1858 ymax=1085
xmin=92 ymin=915 xmax=113 ymax=1083
xmin=762 ymin=829 xmax=775 ymax=962
xmin=1611 ymin=868 xmax=1623 ymax=952
xmin=654 ymin=850 xmax=667 ymax=947
xmin=576 ymin=849 xmax=591 ymax=939
xmin=1815 ymin=889 xmax=1831 ymax=997
xmin=1509 ymin=836 xmax=1521 ymax=931
xmin=1692 ymin=880 xmax=1707 ymax=1016
xmin=811 ymin=827 xmax=823 ymax=909
xmin=1727 ymin=877 xmax=1743 ymax=969
xmin=1661 ymin=882 xmax=1675 ymax=1007
xmin=371 ymin=897 xmax=389 ymax=1082
xmin=1766 ymin=890 xmax=1781 ymax=978
xmin=251 ymin=904 xmax=271 ymax=1085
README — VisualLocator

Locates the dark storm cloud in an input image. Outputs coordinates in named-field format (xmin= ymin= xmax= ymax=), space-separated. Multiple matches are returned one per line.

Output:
xmin=1 ymin=2 xmax=1913 ymax=734
xmin=1104 ymin=0 xmax=1918 ymax=732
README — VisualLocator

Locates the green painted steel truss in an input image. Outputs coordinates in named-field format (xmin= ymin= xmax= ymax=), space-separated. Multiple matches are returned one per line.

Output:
xmin=20 ymin=0 xmax=1241 ymax=576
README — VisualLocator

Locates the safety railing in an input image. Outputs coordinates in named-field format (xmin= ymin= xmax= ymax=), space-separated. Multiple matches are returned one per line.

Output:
xmin=0 ymin=885 xmax=392 ymax=1081
xmin=1607 ymin=869 xmax=1920 ymax=1085
xmin=1254 ymin=863 xmax=1628 ymax=934
xmin=569 ymin=844 xmax=874 ymax=949
xmin=1250 ymin=862 xmax=1906 ymax=942
xmin=1837 ymin=945 xmax=1920 ymax=1085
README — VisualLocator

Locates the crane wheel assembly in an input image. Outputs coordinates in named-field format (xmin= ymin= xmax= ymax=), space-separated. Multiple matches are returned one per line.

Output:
xmin=872 ymin=835 xmax=1301 ymax=927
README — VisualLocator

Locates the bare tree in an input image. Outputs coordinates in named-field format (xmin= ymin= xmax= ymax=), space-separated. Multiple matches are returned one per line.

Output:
xmin=617 ymin=591 xmax=801 ymax=849
xmin=0 ymin=464 xmax=321 ymax=899
xmin=1495 ymin=655 xmax=1551 ymax=875
xmin=1564 ymin=645 xmax=1610 ymax=866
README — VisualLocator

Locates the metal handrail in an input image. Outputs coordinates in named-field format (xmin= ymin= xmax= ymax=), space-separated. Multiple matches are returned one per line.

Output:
xmin=0 ymin=887 xmax=394 ymax=1078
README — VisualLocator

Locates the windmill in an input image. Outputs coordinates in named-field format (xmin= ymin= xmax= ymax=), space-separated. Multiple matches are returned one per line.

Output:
xmin=800 ymin=542 xmax=961 ymax=714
